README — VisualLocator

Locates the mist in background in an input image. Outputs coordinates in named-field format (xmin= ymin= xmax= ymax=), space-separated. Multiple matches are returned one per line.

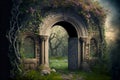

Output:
xmin=97 ymin=0 xmax=120 ymax=79
xmin=97 ymin=0 xmax=120 ymax=43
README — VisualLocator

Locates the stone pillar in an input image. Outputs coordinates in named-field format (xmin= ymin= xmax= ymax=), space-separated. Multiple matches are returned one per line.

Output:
xmin=68 ymin=37 xmax=79 ymax=70
xmin=80 ymin=37 xmax=91 ymax=72
xmin=80 ymin=37 xmax=88 ymax=62
xmin=83 ymin=40 xmax=85 ymax=61
xmin=85 ymin=43 xmax=90 ymax=61
xmin=45 ymin=36 xmax=49 ymax=65
xmin=39 ymin=35 xmax=49 ymax=65
xmin=87 ymin=42 xmax=90 ymax=60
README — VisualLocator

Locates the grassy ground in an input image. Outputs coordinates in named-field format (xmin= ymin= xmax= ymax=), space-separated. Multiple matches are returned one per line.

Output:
xmin=49 ymin=57 xmax=111 ymax=80
xmin=49 ymin=57 xmax=68 ymax=70
xmin=13 ymin=57 xmax=111 ymax=80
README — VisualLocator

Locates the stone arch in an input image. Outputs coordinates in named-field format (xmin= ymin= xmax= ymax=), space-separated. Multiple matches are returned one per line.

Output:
xmin=19 ymin=32 xmax=40 ymax=70
xmin=53 ymin=21 xmax=77 ymax=37
xmin=7 ymin=0 xmax=106 ymax=76
xmin=39 ymin=12 xmax=88 ymax=37
xmin=39 ymin=12 xmax=88 ymax=70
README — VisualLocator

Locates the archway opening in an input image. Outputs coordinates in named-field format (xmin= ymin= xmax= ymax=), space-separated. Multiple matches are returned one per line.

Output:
xmin=22 ymin=36 xmax=35 ymax=58
xmin=49 ymin=21 xmax=78 ymax=71
xmin=53 ymin=21 xmax=78 ymax=37
xmin=49 ymin=25 xmax=69 ymax=70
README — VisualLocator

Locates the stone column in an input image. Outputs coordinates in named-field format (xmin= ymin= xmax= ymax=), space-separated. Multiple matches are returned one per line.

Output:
xmin=87 ymin=39 xmax=91 ymax=60
xmin=68 ymin=37 xmax=79 ymax=70
xmin=45 ymin=36 xmax=49 ymax=65
xmin=80 ymin=37 xmax=88 ymax=62
xmin=39 ymin=35 xmax=49 ymax=65
xmin=80 ymin=37 xmax=91 ymax=72
xmin=85 ymin=43 xmax=90 ymax=61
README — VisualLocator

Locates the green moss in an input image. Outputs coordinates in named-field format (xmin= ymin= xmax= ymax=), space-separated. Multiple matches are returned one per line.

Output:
xmin=38 ymin=64 xmax=50 ymax=71
xmin=13 ymin=70 xmax=62 ymax=80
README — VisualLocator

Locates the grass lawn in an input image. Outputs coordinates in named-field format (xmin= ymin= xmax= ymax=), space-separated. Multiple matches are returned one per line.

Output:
xmin=13 ymin=57 xmax=111 ymax=80
xmin=49 ymin=57 xmax=111 ymax=80
xmin=49 ymin=57 xmax=68 ymax=70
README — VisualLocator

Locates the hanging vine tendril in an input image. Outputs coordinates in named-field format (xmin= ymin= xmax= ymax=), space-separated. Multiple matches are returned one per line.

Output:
xmin=6 ymin=0 xmax=23 ymax=77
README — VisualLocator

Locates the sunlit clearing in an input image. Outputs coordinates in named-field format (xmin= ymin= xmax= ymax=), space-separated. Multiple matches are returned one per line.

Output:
xmin=49 ymin=25 xmax=69 ymax=70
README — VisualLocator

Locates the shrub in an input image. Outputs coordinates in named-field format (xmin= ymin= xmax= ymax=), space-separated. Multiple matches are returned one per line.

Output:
xmin=13 ymin=70 xmax=62 ymax=80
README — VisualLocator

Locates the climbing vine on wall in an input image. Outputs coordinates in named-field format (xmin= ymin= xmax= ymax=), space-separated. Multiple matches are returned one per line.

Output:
xmin=6 ymin=0 xmax=42 ymax=77
xmin=6 ymin=0 xmax=22 ymax=77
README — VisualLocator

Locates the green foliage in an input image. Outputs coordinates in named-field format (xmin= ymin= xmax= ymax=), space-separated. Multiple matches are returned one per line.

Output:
xmin=49 ymin=26 xmax=68 ymax=57
xmin=13 ymin=70 xmax=62 ymax=80
xmin=38 ymin=64 xmax=51 ymax=71
xmin=109 ymin=39 xmax=120 ymax=79
xmin=49 ymin=57 xmax=68 ymax=70
xmin=79 ymin=71 xmax=111 ymax=80
xmin=91 ymin=63 xmax=110 ymax=75
xmin=12 ymin=57 xmax=111 ymax=80
xmin=19 ymin=0 xmax=106 ymax=28
xmin=49 ymin=57 xmax=111 ymax=80
xmin=19 ymin=9 xmax=42 ymax=33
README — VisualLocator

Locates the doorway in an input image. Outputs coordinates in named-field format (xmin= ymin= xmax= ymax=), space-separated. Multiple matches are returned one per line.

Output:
xmin=49 ymin=25 xmax=69 ymax=70
xmin=48 ymin=21 xmax=79 ymax=70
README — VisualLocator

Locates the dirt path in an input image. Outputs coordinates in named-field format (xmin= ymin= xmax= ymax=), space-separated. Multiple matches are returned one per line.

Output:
xmin=61 ymin=73 xmax=84 ymax=80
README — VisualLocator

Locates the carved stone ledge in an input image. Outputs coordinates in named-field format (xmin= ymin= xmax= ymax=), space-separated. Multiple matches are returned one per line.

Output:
xmin=39 ymin=35 xmax=48 ymax=41
xmin=80 ymin=36 xmax=88 ymax=42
